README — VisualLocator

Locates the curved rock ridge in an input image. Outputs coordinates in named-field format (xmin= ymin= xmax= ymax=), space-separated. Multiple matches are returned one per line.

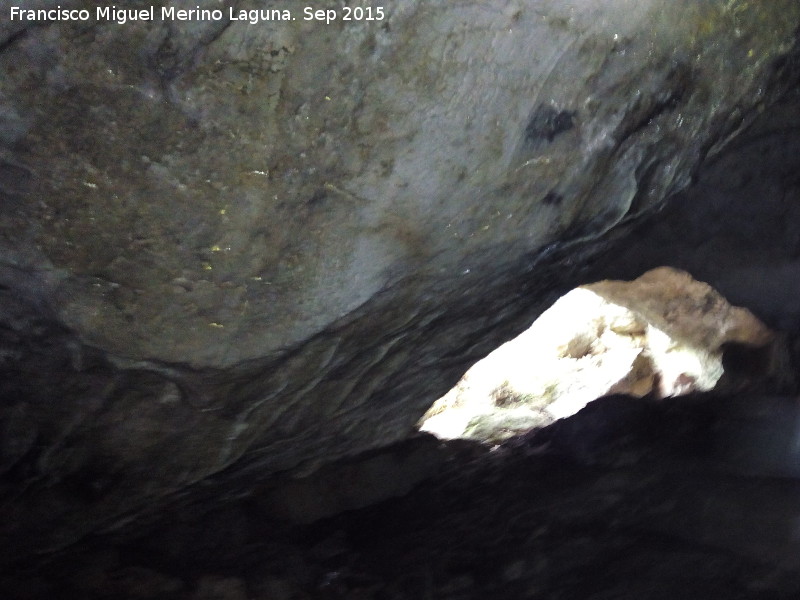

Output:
xmin=0 ymin=1 xmax=798 ymax=560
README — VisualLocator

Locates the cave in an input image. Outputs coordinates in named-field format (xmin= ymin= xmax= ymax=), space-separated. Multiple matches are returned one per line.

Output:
xmin=3 ymin=3 xmax=800 ymax=599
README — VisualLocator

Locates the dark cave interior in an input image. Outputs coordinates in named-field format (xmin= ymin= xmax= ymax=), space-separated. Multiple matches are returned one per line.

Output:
xmin=4 ymin=79 xmax=800 ymax=600
xmin=3 ymin=8 xmax=800 ymax=600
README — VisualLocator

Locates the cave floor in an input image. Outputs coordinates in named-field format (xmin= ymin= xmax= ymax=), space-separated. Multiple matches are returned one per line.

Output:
xmin=6 ymin=393 xmax=800 ymax=599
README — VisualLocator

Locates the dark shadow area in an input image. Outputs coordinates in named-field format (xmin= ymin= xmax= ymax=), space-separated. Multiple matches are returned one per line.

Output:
xmin=590 ymin=89 xmax=800 ymax=339
xmin=5 ymin=392 xmax=800 ymax=599
xmin=2 ymin=20 xmax=800 ymax=600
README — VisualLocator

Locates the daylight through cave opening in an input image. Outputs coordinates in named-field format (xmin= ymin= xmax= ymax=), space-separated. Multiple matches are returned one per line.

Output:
xmin=417 ymin=266 xmax=777 ymax=444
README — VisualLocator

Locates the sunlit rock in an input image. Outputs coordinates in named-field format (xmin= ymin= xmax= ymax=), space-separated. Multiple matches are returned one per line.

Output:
xmin=586 ymin=266 xmax=775 ymax=352
xmin=420 ymin=270 xmax=776 ymax=442
xmin=420 ymin=288 xmax=672 ymax=440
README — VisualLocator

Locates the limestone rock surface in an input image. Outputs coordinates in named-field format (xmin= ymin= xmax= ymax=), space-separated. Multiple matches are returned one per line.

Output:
xmin=0 ymin=0 xmax=798 ymax=561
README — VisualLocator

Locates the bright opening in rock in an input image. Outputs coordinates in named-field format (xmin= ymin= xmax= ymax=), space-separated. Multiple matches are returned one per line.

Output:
xmin=418 ymin=267 xmax=775 ymax=444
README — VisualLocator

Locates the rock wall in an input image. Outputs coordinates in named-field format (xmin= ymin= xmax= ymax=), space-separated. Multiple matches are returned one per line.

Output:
xmin=1 ymin=1 xmax=799 ymax=561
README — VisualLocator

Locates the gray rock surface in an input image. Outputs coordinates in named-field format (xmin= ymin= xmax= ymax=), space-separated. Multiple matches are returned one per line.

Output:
xmin=0 ymin=0 xmax=798 ymax=560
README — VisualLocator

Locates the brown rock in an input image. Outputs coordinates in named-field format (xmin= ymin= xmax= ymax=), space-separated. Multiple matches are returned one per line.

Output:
xmin=586 ymin=267 xmax=775 ymax=352
xmin=607 ymin=351 xmax=659 ymax=397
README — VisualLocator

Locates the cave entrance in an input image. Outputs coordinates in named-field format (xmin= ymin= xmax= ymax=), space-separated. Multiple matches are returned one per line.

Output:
xmin=417 ymin=267 xmax=775 ymax=444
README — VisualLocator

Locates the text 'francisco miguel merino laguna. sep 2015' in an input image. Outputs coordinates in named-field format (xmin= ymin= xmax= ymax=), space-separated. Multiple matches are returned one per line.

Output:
xmin=9 ymin=5 xmax=386 ymax=25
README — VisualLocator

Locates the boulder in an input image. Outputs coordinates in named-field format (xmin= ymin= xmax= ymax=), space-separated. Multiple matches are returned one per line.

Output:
xmin=586 ymin=266 xmax=775 ymax=352
xmin=0 ymin=1 xmax=798 ymax=560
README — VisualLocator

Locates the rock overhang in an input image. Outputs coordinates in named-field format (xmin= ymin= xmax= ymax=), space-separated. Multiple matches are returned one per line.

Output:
xmin=0 ymin=0 xmax=799 ymax=562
